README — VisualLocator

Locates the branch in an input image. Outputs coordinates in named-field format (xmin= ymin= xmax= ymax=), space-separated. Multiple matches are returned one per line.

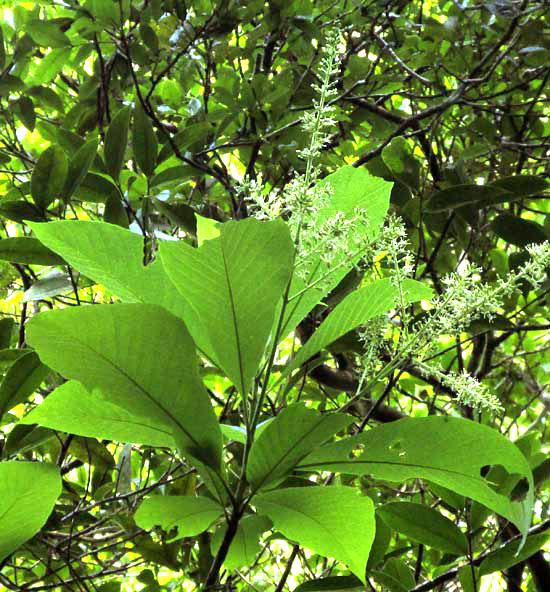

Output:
xmin=410 ymin=520 xmax=550 ymax=592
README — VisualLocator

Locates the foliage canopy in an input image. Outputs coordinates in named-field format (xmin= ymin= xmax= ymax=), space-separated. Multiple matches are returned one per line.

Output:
xmin=0 ymin=1 xmax=549 ymax=591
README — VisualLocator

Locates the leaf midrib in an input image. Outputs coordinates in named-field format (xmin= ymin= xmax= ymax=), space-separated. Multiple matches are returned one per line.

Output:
xmin=60 ymin=335 xmax=204 ymax=454
xmin=297 ymin=457 xmax=521 ymax=491
xmin=220 ymin=238 xmax=246 ymax=395
xmin=250 ymin=415 xmax=345 ymax=492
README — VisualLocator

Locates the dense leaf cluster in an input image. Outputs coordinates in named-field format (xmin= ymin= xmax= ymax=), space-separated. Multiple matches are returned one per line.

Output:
xmin=0 ymin=1 xmax=549 ymax=591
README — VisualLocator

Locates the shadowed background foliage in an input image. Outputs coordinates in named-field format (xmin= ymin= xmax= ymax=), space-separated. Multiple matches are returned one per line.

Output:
xmin=0 ymin=0 xmax=549 ymax=590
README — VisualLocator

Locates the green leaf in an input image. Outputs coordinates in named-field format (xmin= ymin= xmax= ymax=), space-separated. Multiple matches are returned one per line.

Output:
xmin=132 ymin=105 xmax=158 ymax=177
xmin=134 ymin=495 xmax=223 ymax=540
xmin=104 ymin=194 xmax=129 ymax=227
xmin=378 ymin=502 xmax=468 ymax=555
xmin=3 ymin=424 xmax=56 ymax=457
xmin=298 ymin=417 xmax=534 ymax=539
xmin=479 ymin=531 xmax=550 ymax=576
xmin=285 ymin=278 xmax=431 ymax=375
xmin=21 ymin=380 xmax=176 ymax=447
xmin=247 ymin=404 xmax=353 ymax=491
xmin=489 ymin=175 xmax=549 ymax=198
xmin=62 ymin=138 xmax=99 ymax=201
xmin=371 ymin=558 xmax=415 ymax=592
xmin=0 ymin=352 xmax=49 ymax=419
xmin=0 ymin=237 xmax=65 ymax=266
xmin=293 ymin=576 xmax=364 ymax=592
xmin=381 ymin=136 xmax=421 ymax=190
xmin=32 ymin=47 xmax=72 ymax=85
xmin=426 ymin=184 xmax=510 ymax=212
xmin=140 ymin=23 xmax=159 ymax=53
xmin=14 ymin=97 xmax=36 ymax=131
xmin=280 ymin=167 xmax=392 ymax=340
xmin=0 ymin=74 xmax=24 ymax=96
xmin=0 ymin=349 xmax=33 ymax=364
xmin=26 ymin=303 xmax=222 ymax=471
xmin=150 ymin=165 xmax=195 ymax=189
xmin=0 ymin=461 xmax=61 ymax=561
xmin=0 ymin=318 xmax=14 ymax=350
xmin=105 ymin=106 xmax=131 ymax=181
xmin=160 ymin=218 xmax=294 ymax=394
xmin=196 ymin=214 xmax=221 ymax=245
xmin=28 ymin=221 xmax=188 ymax=321
xmin=0 ymin=201 xmax=44 ymax=224
xmin=27 ymin=20 xmax=71 ymax=47
xmin=27 ymin=85 xmax=64 ymax=113
xmin=220 ymin=424 xmax=247 ymax=444
xmin=211 ymin=515 xmax=272 ymax=570
xmin=367 ymin=514 xmax=391 ymax=569
xmin=457 ymin=565 xmax=478 ymax=592
xmin=23 ymin=272 xmax=73 ymax=302
xmin=255 ymin=486 xmax=375 ymax=583
xmin=154 ymin=200 xmax=196 ymax=236
xmin=491 ymin=214 xmax=547 ymax=247
xmin=31 ymin=145 xmax=69 ymax=209
xmin=75 ymin=173 xmax=119 ymax=202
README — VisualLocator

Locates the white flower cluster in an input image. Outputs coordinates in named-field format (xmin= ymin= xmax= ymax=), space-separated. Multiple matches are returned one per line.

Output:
xmin=522 ymin=242 xmax=550 ymax=289
xmin=236 ymin=176 xmax=279 ymax=221
xmin=396 ymin=242 xmax=550 ymax=413
xmin=244 ymin=29 xmax=373 ymax=287
xmin=242 ymin=29 xmax=550 ymax=417
xmin=294 ymin=205 xmax=372 ymax=281
xmin=358 ymin=316 xmax=390 ymax=377
xmin=418 ymin=364 xmax=504 ymax=413
xmin=377 ymin=216 xmax=415 ymax=282
xmin=427 ymin=262 xmax=507 ymax=340
xmin=297 ymin=29 xmax=340 ymax=162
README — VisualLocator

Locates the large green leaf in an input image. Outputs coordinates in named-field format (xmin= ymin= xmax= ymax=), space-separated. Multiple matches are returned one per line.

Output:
xmin=246 ymin=403 xmax=353 ymax=491
xmin=426 ymin=177 xmax=549 ymax=212
xmin=160 ymin=218 xmax=294 ymax=394
xmin=298 ymin=417 xmax=533 ymax=538
xmin=21 ymin=380 xmax=175 ymax=448
xmin=255 ymin=486 xmax=375 ymax=583
xmin=132 ymin=105 xmax=157 ymax=177
xmin=30 ymin=145 xmax=69 ymax=209
xmin=285 ymin=278 xmax=431 ymax=375
xmin=32 ymin=47 xmax=72 ymax=85
xmin=489 ymin=176 xmax=549 ymax=199
xmin=0 ymin=201 xmax=44 ymax=224
xmin=371 ymin=558 xmax=415 ymax=592
xmin=0 ymin=461 xmax=61 ymax=561
xmin=491 ymin=214 xmax=547 ymax=247
xmin=23 ymin=272 xmax=74 ymax=302
xmin=62 ymin=138 xmax=99 ymax=201
xmin=211 ymin=515 xmax=272 ymax=570
xmin=426 ymin=184 xmax=509 ymax=212
xmin=279 ymin=167 xmax=392 ymax=340
xmin=135 ymin=495 xmax=223 ymax=540
xmin=27 ymin=20 xmax=71 ymax=47
xmin=28 ymin=221 xmax=190 ymax=322
xmin=104 ymin=106 xmax=131 ymax=181
xmin=378 ymin=502 xmax=468 ymax=555
xmin=0 ymin=237 xmax=64 ymax=266
xmin=479 ymin=531 xmax=550 ymax=576
xmin=26 ymin=303 xmax=222 ymax=471
xmin=0 ymin=352 xmax=49 ymax=419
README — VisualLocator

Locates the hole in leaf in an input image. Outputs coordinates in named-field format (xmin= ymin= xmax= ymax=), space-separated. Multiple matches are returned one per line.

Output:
xmin=348 ymin=443 xmax=365 ymax=459
xmin=388 ymin=439 xmax=403 ymax=453
xmin=480 ymin=465 xmax=490 ymax=478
